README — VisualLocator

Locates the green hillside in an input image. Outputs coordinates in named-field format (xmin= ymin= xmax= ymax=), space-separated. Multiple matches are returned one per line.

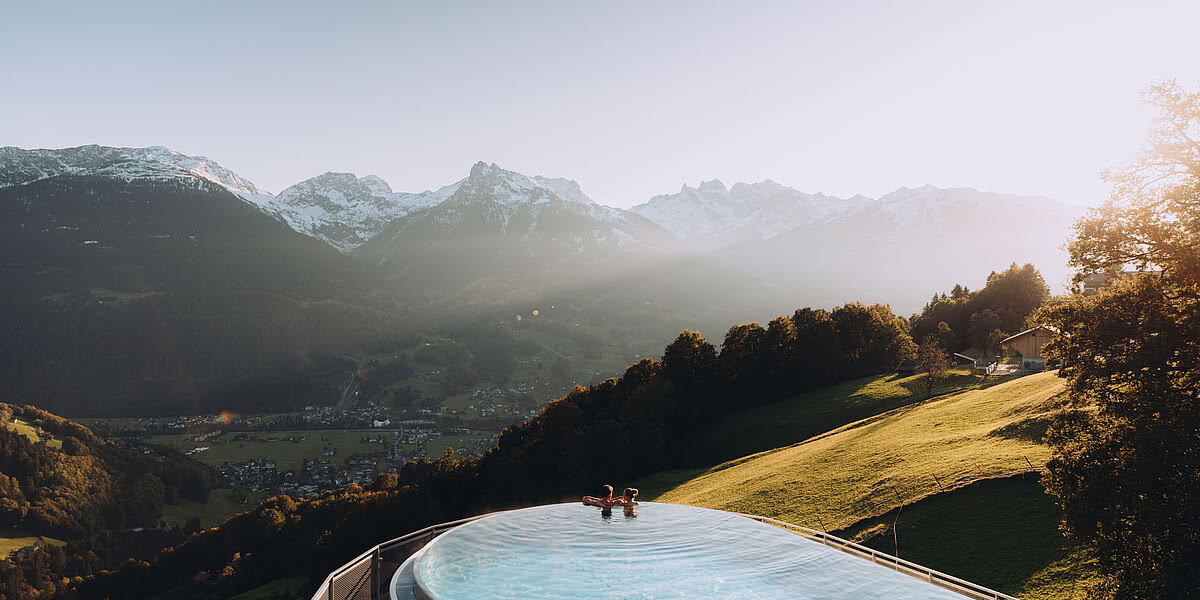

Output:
xmin=642 ymin=372 xmax=1091 ymax=596
xmin=683 ymin=365 xmax=1017 ymax=466
xmin=650 ymin=371 xmax=1064 ymax=528
xmin=839 ymin=476 xmax=1099 ymax=598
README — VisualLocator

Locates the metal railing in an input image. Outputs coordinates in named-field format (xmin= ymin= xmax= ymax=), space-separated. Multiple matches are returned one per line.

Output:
xmin=312 ymin=508 xmax=1018 ymax=600
xmin=739 ymin=514 xmax=1018 ymax=600
xmin=311 ymin=514 xmax=491 ymax=600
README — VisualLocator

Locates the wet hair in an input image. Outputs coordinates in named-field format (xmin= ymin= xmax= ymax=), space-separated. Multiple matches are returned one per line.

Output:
xmin=622 ymin=487 xmax=638 ymax=499
xmin=601 ymin=484 xmax=614 ymax=497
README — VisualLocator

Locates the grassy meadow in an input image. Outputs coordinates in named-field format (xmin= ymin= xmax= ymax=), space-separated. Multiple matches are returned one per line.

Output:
xmin=4 ymin=418 xmax=63 ymax=449
xmin=684 ymin=366 xmax=1018 ymax=466
xmin=637 ymin=371 xmax=1084 ymax=596
xmin=150 ymin=430 xmax=390 ymax=473
xmin=647 ymin=371 xmax=1064 ymax=528
xmin=159 ymin=488 xmax=267 ymax=530
xmin=0 ymin=531 xmax=67 ymax=559
xmin=839 ymin=476 xmax=1099 ymax=597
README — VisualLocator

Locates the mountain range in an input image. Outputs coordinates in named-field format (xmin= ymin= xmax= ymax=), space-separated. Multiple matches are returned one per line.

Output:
xmin=0 ymin=144 xmax=1083 ymax=415
xmin=0 ymin=145 xmax=1080 ymax=260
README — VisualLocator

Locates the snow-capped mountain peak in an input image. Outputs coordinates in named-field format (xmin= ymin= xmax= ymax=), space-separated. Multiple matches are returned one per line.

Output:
xmin=630 ymin=178 xmax=870 ymax=246
xmin=630 ymin=178 xmax=1072 ymax=249
xmin=0 ymin=145 xmax=271 ymax=199
xmin=532 ymin=176 xmax=594 ymax=205
xmin=366 ymin=161 xmax=672 ymax=261
xmin=358 ymin=174 xmax=393 ymax=195
xmin=454 ymin=162 xmax=598 ymax=209
xmin=268 ymin=171 xmax=462 ymax=252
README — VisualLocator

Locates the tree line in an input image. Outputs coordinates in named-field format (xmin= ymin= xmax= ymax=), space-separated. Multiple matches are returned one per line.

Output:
xmin=909 ymin=262 xmax=1050 ymax=356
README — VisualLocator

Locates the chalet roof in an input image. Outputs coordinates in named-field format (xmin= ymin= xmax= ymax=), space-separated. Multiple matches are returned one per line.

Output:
xmin=1000 ymin=325 xmax=1059 ymax=345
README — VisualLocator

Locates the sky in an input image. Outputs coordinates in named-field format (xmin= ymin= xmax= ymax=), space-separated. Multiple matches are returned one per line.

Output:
xmin=2 ymin=0 xmax=1199 ymax=208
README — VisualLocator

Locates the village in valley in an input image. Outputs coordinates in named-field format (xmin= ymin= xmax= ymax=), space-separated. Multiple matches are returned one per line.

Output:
xmin=78 ymin=322 xmax=651 ymax=513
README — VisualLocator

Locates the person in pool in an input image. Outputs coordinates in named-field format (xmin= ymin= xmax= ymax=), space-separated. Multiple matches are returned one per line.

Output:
xmin=582 ymin=484 xmax=616 ymax=508
xmin=613 ymin=487 xmax=639 ymax=517
xmin=612 ymin=487 xmax=638 ymax=505
xmin=613 ymin=488 xmax=638 ymax=507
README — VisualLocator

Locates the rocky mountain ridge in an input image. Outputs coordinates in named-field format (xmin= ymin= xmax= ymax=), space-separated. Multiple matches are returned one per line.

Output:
xmin=0 ymin=145 xmax=1076 ymax=258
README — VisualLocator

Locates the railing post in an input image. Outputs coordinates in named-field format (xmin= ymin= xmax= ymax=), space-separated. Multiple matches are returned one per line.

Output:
xmin=373 ymin=546 xmax=381 ymax=600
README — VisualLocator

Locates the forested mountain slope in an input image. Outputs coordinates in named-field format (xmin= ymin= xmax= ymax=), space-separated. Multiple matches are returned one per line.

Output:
xmin=0 ymin=403 xmax=218 ymax=539
xmin=0 ymin=176 xmax=413 ymax=416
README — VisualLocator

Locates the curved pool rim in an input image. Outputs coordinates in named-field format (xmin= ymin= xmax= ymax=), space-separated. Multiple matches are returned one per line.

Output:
xmin=404 ymin=502 xmax=1015 ymax=600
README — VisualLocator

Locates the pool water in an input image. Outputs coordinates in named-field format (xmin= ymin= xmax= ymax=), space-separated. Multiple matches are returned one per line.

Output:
xmin=406 ymin=502 xmax=967 ymax=599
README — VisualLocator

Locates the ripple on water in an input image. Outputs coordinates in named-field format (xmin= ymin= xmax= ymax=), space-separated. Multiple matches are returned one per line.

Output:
xmin=409 ymin=502 xmax=967 ymax=600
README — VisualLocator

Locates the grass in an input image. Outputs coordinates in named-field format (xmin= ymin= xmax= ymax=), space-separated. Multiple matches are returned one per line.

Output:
xmin=683 ymin=366 xmax=1018 ymax=467
xmin=838 ymin=475 xmax=1099 ymax=597
xmin=149 ymin=430 xmax=391 ymax=473
xmin=425 ymin=432 xmax=495 ymax=457
xmin=4 ymin=418 xmax=63 ymax=449
xmin=160 ymin=488 xmax=265 ymax=530
xmin=1017 ymin=548 xmax=1103 ymax=600
xmin=227 ymin=575 xmax=309 ymax=600
xmin=150 ymin=428 xmax=495 ymax=474
xmin=0 ymin=531 xmax=67 ymax=559
xmin=635 ymin=372 xmax=1093 ymax=596
xmin=646 ymin=371 xmax=1065 ymax=530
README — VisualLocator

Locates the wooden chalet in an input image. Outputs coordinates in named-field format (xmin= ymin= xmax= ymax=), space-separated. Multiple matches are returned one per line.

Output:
xmin=1000 ymin=325 xmax=1058 ymax=371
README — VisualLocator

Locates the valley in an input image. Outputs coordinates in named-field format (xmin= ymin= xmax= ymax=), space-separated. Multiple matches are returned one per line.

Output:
xmin=0 ymin=145 xmax=1147 ymax=600
xmin=4 ymin=6 xmax=1197 ymax=599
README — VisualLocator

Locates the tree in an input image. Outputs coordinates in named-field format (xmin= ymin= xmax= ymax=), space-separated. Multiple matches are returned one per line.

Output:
xmin=661 ymin=330 xmax=718 ymax=387
xmin=916 ymin=336 xmax=949 ymax=398
xmin=719 ymin=322 xmax=767 ymax=387
xmin=969 ymin=309 xmax=1003 ymax=356
xmin=830 ymin=303 xmax=916 ymax=379
xmin=910 ymin=265 xmax=1048 ymax=354
xmin=661 ymin=330 xmax=719 ymax=424
xmin=1040 ymin=81 xmax=1200 ymax=600
xmin=935 ymin=321 xmax=956 ymax=350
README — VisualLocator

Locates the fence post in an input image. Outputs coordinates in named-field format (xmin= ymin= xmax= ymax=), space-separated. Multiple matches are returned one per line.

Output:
xmin=328 ymin=575 xmax=335 ymax=600
xmin=890 ymin=486 xmax=904 ymax=559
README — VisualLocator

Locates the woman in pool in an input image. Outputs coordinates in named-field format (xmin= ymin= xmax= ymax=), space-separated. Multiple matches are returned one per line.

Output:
xmin=582 ymin=484 xmax=615 ymax=508
xmin=615 ymin=487 xmax=639 ymax=517
xmin=613 ymin=487 xmax=638 ymax=506
xmin=612 ymin=487 xmax=638 ymax=505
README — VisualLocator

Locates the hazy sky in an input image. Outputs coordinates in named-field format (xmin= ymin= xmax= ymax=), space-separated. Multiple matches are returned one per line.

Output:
xmin=3 ymin=1 xmax=1198 ymax=207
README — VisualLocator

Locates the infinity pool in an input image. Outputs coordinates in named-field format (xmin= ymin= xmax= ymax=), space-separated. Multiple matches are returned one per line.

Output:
xmin=401 ymin=502 xmax=968 ymax=600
